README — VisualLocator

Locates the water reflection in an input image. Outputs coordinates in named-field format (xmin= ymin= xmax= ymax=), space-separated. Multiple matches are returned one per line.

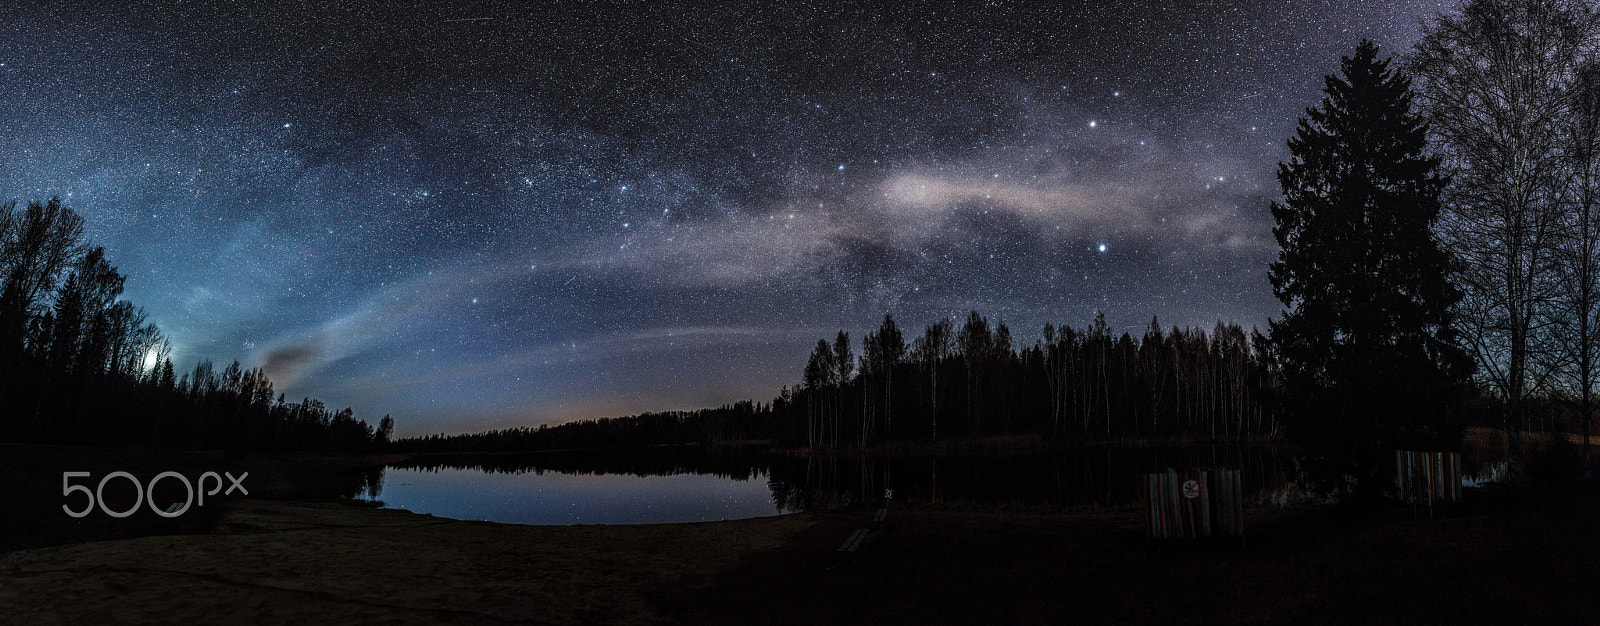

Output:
xmin=372 ymin=467 xmax=785 ymax=524
xmin=763 ymin=445 xmax=1290 ymax=511
xmin=391 ymin=446 xmax=773 ymax=479
xmin=344 ymin=447 xmax=782 ymax=524
xmin=332 ymin=445 xmax=1291 ymax=525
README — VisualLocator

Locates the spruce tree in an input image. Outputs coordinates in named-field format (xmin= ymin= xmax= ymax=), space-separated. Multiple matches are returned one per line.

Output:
xmin=1269 ymin=40 xmax=1474 ymax=492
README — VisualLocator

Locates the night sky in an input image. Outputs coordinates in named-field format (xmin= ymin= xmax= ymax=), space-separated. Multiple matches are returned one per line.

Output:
xmin=0 ymin=1 xmax=1451 ymax=435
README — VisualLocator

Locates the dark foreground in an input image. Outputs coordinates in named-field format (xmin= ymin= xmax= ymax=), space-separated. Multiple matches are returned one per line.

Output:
xmin=666 ymin=486 xmax=1600 ymax=625
xmin=3 ymin=478 xmax=1598 ymax=624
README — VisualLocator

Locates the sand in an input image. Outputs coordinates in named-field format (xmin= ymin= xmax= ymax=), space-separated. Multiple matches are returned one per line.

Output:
xmin=0 ymin=499 xmax=815 ymax=625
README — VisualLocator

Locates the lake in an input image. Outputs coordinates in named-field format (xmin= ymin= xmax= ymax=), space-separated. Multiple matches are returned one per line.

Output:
xmin=348 ymin=444 xmax=1294 ymax=525
xmin=368 ymin=466 xmax=788 ymax=525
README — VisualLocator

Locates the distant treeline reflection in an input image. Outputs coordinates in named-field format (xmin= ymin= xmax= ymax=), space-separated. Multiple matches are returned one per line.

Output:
xmin=391 ymin=445 xmax=771 ymax=480
xmin=364 ymin=444 xmax=1292 ymax=513
xmin=765 ymin=445 xmax=1291 ymax=510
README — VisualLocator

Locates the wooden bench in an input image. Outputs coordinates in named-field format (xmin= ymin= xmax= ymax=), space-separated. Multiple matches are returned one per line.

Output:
xmin=838 ymin=528 xmax=871 ymax=553
xmin=873 ymin=507 xmax=886 ymax=528
xmin=831 ymin=527 xmax=875 ymax=569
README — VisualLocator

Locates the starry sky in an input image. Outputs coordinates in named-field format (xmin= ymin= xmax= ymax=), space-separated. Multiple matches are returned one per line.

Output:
xmin=0 ymin=0 xmax=1452 ymax=435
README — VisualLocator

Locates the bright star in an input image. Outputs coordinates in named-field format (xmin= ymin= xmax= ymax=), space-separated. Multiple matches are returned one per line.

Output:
xmin=1097 ymin=243 xmax=1107 ymax=253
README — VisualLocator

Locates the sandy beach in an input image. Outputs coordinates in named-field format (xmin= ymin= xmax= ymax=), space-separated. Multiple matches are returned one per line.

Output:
xmin=0 ymin=498 xmax=815 ymax=625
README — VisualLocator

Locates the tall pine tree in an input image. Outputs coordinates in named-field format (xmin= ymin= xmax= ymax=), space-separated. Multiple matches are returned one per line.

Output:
xmin=1269 ymin=40 xmax=1474 ymax=492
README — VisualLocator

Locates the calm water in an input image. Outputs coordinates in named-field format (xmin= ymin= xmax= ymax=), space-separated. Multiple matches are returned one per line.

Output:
xmin=369 ymin=467 xmax=787 ymax=524
xmin=342 ymin=445 xmax=1293 ymax=526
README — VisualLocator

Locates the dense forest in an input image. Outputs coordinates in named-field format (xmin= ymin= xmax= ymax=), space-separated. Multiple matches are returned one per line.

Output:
xmin=397 ymin=312 xmax=1279 ymax=453
xmin=0 ymin=198 xmax=390 ymax=451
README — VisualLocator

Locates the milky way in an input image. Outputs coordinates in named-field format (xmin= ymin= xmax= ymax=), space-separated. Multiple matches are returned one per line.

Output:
xmin=0 ymin=1 xmax=1453 ymax=434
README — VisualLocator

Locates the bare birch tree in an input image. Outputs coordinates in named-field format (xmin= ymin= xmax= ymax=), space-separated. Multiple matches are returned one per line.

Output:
xmin=1561 ymin=59 xmax=1600 ymax=471
xmin=1410 ymin=0 xmax=1600 ymax=462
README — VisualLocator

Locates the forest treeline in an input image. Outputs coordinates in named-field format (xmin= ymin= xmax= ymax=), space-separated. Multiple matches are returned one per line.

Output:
xmin=410 ymin=0 xmax=1600 ymax=464
xmin=391 ymin=446 xmax=773 ymax=479
xmin=0 ymin=198 xmax=391 ymax=451
xmin=397 ymin=312 xmax=1279 ymax=453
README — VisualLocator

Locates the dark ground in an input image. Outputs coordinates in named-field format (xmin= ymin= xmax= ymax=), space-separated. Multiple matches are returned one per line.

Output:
xmin=659 ymin=484 xmax=1600 ymax=624
xmin=0 ymin=443 xmax=399 ymax=553
xmin=5 ymin=443 xmax=1599 ymax=623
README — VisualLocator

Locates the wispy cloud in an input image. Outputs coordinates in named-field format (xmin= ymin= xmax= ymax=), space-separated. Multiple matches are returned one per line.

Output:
xmin=879 ymin=173 xmax=1155 ymax=229
xmin=582 ymin=212 xmax=850 ymax=287
xmin=564 ymin=124 xmax=1274 ymax=287
xmin=254 ymin=266 xmax=478 ymax=385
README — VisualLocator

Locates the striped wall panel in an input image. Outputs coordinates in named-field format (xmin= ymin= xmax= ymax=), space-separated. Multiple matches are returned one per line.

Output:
xmin=1146 ymin=468 xmax=1243 ymax=540
xmin=1394 ymin=450 xmax=1462 ymax=504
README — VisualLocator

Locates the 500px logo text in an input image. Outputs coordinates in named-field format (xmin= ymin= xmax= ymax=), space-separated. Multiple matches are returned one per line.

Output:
xmin=62 ymin=471 xmax=248 ymax=518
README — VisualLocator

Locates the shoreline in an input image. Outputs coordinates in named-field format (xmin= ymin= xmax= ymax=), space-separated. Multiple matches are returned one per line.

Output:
xmin=5 ymin=484 xmax=1600 ymax=623
xmin=1 ymin=498 xmax=818 ymax=624
xmin=6 ymin=434 xmax=1598 ymax=622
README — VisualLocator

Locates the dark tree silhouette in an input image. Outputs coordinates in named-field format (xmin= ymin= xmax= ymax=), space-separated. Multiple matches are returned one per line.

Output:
xmin=916 ymin=318 xmax=954 ymax=442
xmin=0 ymin=199 xmax=85 ymax=408
xmin=832 ymin=331 xmax=853 ymax=449
xmin=1270 ymin=41 xmax=1473 ymax=490
xmin=375 ymin=415 xmax=395 ymax=448
xmin=402 ymin=310 xmax=1286 ymax=455
xmin=0 ymin=198 xmax=390 ymax=452
xmin=803 ymin=339 xmax=831 ymax=448
xmin=957 ymin=310 xmax=992 ymax=436
xmin=871 ymin=314 xmax=907 ymax=443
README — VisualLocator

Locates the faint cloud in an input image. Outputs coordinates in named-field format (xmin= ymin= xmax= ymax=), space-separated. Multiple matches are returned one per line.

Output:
xmin=556 ymin=111 xmax=1275 ymax=287
xmin=880 ymin=173 xmax=1155 ymax=229
xmin=260 ymin=344 xmax=323 ymax=379
xmin=255 ymin=266 xmax=477 ymax=385
xmin=583 ymin=212 xmax=849 ymax=287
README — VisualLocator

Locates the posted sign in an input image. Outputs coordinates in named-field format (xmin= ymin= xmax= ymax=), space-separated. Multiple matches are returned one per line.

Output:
xmin=1146 ymin=468 xmax=1244 ymax=540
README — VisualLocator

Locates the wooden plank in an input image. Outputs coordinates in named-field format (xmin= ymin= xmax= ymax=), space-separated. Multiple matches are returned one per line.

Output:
xmin=873 ymin=508 xmax=886 ymax=524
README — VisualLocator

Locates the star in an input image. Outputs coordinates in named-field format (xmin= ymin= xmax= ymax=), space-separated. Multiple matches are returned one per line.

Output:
xmin=0 ymin=0 xmax=1443 ymax=434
